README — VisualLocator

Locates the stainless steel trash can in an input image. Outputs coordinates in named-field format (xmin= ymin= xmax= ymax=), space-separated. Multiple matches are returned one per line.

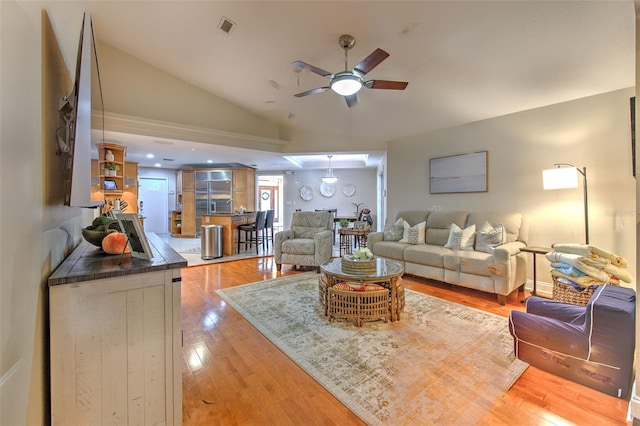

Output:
xmin=201 ymin=224 xmax=223 ymax=259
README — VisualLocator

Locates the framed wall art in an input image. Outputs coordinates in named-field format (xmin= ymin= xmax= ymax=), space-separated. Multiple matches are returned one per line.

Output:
xmin=429 ymin=151 xmax=488 ymax=194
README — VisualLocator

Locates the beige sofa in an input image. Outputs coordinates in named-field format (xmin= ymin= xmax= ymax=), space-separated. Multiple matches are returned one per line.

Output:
xmin=367 ymin=209 xmax=529 ymax=304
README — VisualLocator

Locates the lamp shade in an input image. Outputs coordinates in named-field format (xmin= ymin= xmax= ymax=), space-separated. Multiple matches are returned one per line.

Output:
xmin=330 ymin=73 xmax=363 ymax=96
xmin=542 ymin=167 xmax=578 ymax=190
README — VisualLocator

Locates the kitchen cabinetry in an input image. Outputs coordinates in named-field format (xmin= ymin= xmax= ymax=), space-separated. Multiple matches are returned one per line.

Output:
xmin=232 ymin=168 xmax=256 ymax=212
xmin=91 ymin=159 xmax=138 ymax=215
xmin=170 ymin=210 xmax=183 ymax=237
xmin=48 ymin=233 xmax=186 ymax=425
xmin=179 ymin=170 xmax=196 ymax=237
xmin=96 ymin=143 xmax=126 ymax=194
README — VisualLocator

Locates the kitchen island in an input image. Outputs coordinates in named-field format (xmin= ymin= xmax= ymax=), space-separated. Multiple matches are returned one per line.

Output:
xmin=203 ymin=212 xmax=257 ymax=256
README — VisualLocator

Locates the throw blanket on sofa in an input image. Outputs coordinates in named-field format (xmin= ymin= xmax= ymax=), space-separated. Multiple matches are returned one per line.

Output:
xmin=551 ymin=243 xmax=629 ymax=268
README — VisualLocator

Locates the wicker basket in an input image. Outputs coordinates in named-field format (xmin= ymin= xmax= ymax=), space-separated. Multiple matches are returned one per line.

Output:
xmin=341 ymin=255 xmax=376 ymax=274
xmin=552 ymin=277 xmax=597 ymax=306
xmin=328 ymin=286 xmax=389 ymax=327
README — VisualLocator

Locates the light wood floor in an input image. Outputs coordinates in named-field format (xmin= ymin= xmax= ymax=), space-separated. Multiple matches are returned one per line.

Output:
xmin=180 ymin=257 xmax=630 ymax=425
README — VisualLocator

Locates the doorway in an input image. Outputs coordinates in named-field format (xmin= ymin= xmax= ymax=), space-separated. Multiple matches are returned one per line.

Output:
xmin=258 ymin=175 xmax=284 ymax=230
xmin=138 ymin=177 xmax=169 ymax=234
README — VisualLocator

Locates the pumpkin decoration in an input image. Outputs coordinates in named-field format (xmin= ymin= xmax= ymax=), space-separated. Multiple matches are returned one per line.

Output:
xmin=102 ymin=232 xmax=130 ymax=254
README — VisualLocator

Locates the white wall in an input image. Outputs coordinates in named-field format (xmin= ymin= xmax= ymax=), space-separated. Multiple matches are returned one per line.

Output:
xmin=387 ymin=88 xmax=636 ymax=287
xmin=1 ymin=6 xmax=94 ymax=424
xmin=280 ymin=168 xmax=378 ymax=230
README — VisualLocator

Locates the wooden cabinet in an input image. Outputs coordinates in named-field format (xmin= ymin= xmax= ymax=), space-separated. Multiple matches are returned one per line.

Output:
xmin=179 ymin=170 xmax=196 ymax=237
xmin=48 ymin=234 xmax=185 ymax=426
xmin=96 ymin=143 xmax=126 ymax=194
xmin=170 ymin=210 xmax=183 ymax=237
xmin=91 ymin=159 xmax=138 ymax=215
xmin=232 ymin=168 xmax=256 ymax=212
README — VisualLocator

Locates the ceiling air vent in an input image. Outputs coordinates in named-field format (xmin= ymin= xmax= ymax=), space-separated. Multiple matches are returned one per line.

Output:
xmin=218 ymin=17 xmax=235 ymax=34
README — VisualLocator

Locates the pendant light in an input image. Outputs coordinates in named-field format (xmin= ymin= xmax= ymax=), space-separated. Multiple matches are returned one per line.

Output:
xmin=321 ymin=155 xmax=338 ymax=183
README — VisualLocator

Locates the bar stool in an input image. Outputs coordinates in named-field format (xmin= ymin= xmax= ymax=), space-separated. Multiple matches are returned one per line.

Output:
xmin=237 ymin=211 xmax=266 ymax=254
xmin=264 ymin=209 xmax=275 ymax=249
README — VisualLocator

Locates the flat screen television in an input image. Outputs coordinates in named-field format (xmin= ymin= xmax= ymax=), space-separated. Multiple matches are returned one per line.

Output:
xmin=63 ymin=12 xmax=104 ymax=208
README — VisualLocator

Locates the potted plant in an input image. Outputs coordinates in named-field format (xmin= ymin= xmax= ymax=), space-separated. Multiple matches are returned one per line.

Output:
xmin=105 ymin=162 xmax=119 ymax=176
xmin=339 ymin=218 xmax=350 ymax=228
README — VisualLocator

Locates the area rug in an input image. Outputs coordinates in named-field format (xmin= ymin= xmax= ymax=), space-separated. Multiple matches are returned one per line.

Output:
xmin=176 ymin=246 xmax=271 ymax=267
xmin=216 ymin=273 xmax=528 ymax=425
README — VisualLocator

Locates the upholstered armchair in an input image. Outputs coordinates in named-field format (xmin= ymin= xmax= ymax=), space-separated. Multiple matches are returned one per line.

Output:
xmin=275 ymin=211 xmax=333 ymax=271
xmin=509 ymin=285 xmax=636 ymax=398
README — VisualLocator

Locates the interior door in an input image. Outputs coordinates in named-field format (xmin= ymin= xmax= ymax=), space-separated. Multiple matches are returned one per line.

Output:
xmin=138 ymin=177 xmax=168 ymax=234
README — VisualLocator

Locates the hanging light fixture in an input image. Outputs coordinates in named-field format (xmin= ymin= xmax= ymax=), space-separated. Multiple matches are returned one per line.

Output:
xmin=321 ymin=155 xmax=339 ymax=183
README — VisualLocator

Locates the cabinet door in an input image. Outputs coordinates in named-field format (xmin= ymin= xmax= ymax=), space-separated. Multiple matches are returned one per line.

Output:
xmin=182 ymin=170 xmax=194 ymax=191
xmin=50 ymin=271 xmax=181 ymax=425
xmin=181 ymin=190 xmax=196 ymax=237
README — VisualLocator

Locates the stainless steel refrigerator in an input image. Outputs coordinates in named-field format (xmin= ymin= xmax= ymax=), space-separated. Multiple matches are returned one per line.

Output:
xmin=195 ymin=170 xmax=233 ymax=233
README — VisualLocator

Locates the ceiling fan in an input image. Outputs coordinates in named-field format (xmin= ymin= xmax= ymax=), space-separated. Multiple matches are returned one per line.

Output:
xmin=292 ymin=34 xmax=408 ymax=108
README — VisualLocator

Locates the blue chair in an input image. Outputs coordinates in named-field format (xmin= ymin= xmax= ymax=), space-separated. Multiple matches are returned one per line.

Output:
xmin=509 ymin=285 xmax=636 ymax=398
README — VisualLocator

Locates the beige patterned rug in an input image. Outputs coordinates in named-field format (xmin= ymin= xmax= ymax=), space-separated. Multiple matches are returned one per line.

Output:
xmin=216 ymin=272 xmax=528 ymax=425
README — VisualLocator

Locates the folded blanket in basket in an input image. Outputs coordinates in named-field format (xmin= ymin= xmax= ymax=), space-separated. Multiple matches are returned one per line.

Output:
xmin=551 ymin=243 xmax=629 ymax=268
xmin=545 ymin=251 xmax=630 ymax=283
xmin=554 ymin=275 xmax=600 ymax=290
xmin=549 ymin=262 xmax=585 ymax=277
xmin=551 ymin=268 xmax=618 ymax=286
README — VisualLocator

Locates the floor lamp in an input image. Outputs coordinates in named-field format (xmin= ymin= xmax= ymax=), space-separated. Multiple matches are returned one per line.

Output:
xmin=542 ymin=163 xmax=589 ymax=244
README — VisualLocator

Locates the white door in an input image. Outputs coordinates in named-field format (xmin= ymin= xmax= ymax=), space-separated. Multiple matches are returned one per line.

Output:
xmin=139 ymin=177 xmax=168 ymax=234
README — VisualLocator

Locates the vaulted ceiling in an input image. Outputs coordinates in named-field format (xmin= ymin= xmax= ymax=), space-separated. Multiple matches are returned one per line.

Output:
xmin=19 ymin=1 xmax=635 ymax=169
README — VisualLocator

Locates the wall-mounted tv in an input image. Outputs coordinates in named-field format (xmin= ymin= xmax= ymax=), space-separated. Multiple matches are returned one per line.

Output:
xmin=63 ymin=12 xmax=104 ymax=208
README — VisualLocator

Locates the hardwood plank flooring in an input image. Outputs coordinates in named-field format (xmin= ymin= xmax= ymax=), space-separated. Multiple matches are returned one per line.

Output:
xmin=180 ymin=257 xmax=630 ymax=425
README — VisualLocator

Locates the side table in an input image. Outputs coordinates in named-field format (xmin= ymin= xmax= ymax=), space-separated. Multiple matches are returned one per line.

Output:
xmin=520 ymin=246 xmax=552 ymax=302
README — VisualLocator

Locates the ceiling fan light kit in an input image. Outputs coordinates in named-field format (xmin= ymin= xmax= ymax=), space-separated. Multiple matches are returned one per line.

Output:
xmin=293 ymin=34 xmax=408 ymax=107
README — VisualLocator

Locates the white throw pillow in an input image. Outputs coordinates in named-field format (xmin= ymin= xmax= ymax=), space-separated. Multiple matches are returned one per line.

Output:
xmin=444 ymin=223 xmax=476 ymax=250
xmin=398 ymin=220 xmax=412 ymax=243
xmin=407 ymin=221 xmax=426 ymax=245
xmin=475 ymin=221 xmax=506 ymax=253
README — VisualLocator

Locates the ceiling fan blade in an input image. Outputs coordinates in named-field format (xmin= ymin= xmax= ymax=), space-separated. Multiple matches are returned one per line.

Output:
xmin=353 ymin=48 xmax=389 ymax=75
xmin=345 ymin=94 xmax=357 ymax=108
xmin=292 ymin=60 xmax=332 ymax=78
xmin=364 ymin=80 xmax=408 ymax=90
xmin=294 ymin=87 xmax=330 ymax=97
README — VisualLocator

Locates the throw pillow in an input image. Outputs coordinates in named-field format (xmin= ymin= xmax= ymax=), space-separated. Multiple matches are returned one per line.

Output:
xmin=398 ymin=220 xmax=412 ymax=243
xmin=444 ymin=223 xmax=476 ymax=250
xmin=475 ymin=221 xmax=506 ymax=253
xmin=407 ymin=221 xmax=426 ymax=245
xmin=383 ymin=217 xmax=405 ymax=241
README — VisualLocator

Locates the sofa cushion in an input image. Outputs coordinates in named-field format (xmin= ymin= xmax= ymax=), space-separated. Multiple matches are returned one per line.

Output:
xmin=444 ymin=223 xmax=476 ymax=251
xmin=396 ymin=210 xmax=430 ymax=227
xmin=294 ymin=226 xmax=326 ymax=239
xmin=443 ymin=251 xmax=493 ymax=277
xmin=371 ymin=241 xmax=409 ymax=260
xmin=425 ymin=210 xmax=469 ymax=246
xmin=282 ymin=238 xmax=315 ymax=255
xmin=383 ymin=217 xmax=405 ymax=241
xmin=404 ymin=244 xmax=450 ymax=268
xmin=467 ymin=212 xmax=522 ymax=243
xmin=475 ymin=221 xmax=506 ymax=253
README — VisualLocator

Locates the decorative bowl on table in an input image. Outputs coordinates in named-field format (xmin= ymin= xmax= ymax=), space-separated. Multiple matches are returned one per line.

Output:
xmin=81 ymin=228 xmax=116 ymax=247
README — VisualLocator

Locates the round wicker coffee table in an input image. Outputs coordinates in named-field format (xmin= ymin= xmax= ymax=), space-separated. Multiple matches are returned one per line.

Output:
xmin=319 ymin=257 xmax=405 ymax=323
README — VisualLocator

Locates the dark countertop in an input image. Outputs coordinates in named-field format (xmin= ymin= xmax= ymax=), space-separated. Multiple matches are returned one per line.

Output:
xmin=202 ymin=212 xmax=256 ymax=217
xmin=48 ymin=232 xmax=187 ymax=286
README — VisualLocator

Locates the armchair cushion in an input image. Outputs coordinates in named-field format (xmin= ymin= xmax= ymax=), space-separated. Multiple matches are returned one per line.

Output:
xmin=294 ymin=226 xmax=327 ymax=239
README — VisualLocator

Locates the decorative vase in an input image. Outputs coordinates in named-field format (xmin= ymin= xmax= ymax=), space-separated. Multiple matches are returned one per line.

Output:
xmin=105 ymin=149 xmax=114 ymax=162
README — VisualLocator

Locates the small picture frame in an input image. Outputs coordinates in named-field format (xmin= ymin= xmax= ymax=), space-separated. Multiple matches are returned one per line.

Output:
xmin=354 ymin=221 xmax=367 ymax=231
xmin=104 ymin=180 xmax=117 ymax=190
xmin=115 ymin=213 xmax=153 ymax=260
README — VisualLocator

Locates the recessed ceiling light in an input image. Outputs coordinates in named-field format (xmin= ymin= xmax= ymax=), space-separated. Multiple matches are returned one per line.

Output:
xmin=207 ymin=160 xmax=213 ymax=164
xmin=154 ymin=163 xmax=162 ymax=167
xmin=146 ymin=153 xmax=154 ymax=159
